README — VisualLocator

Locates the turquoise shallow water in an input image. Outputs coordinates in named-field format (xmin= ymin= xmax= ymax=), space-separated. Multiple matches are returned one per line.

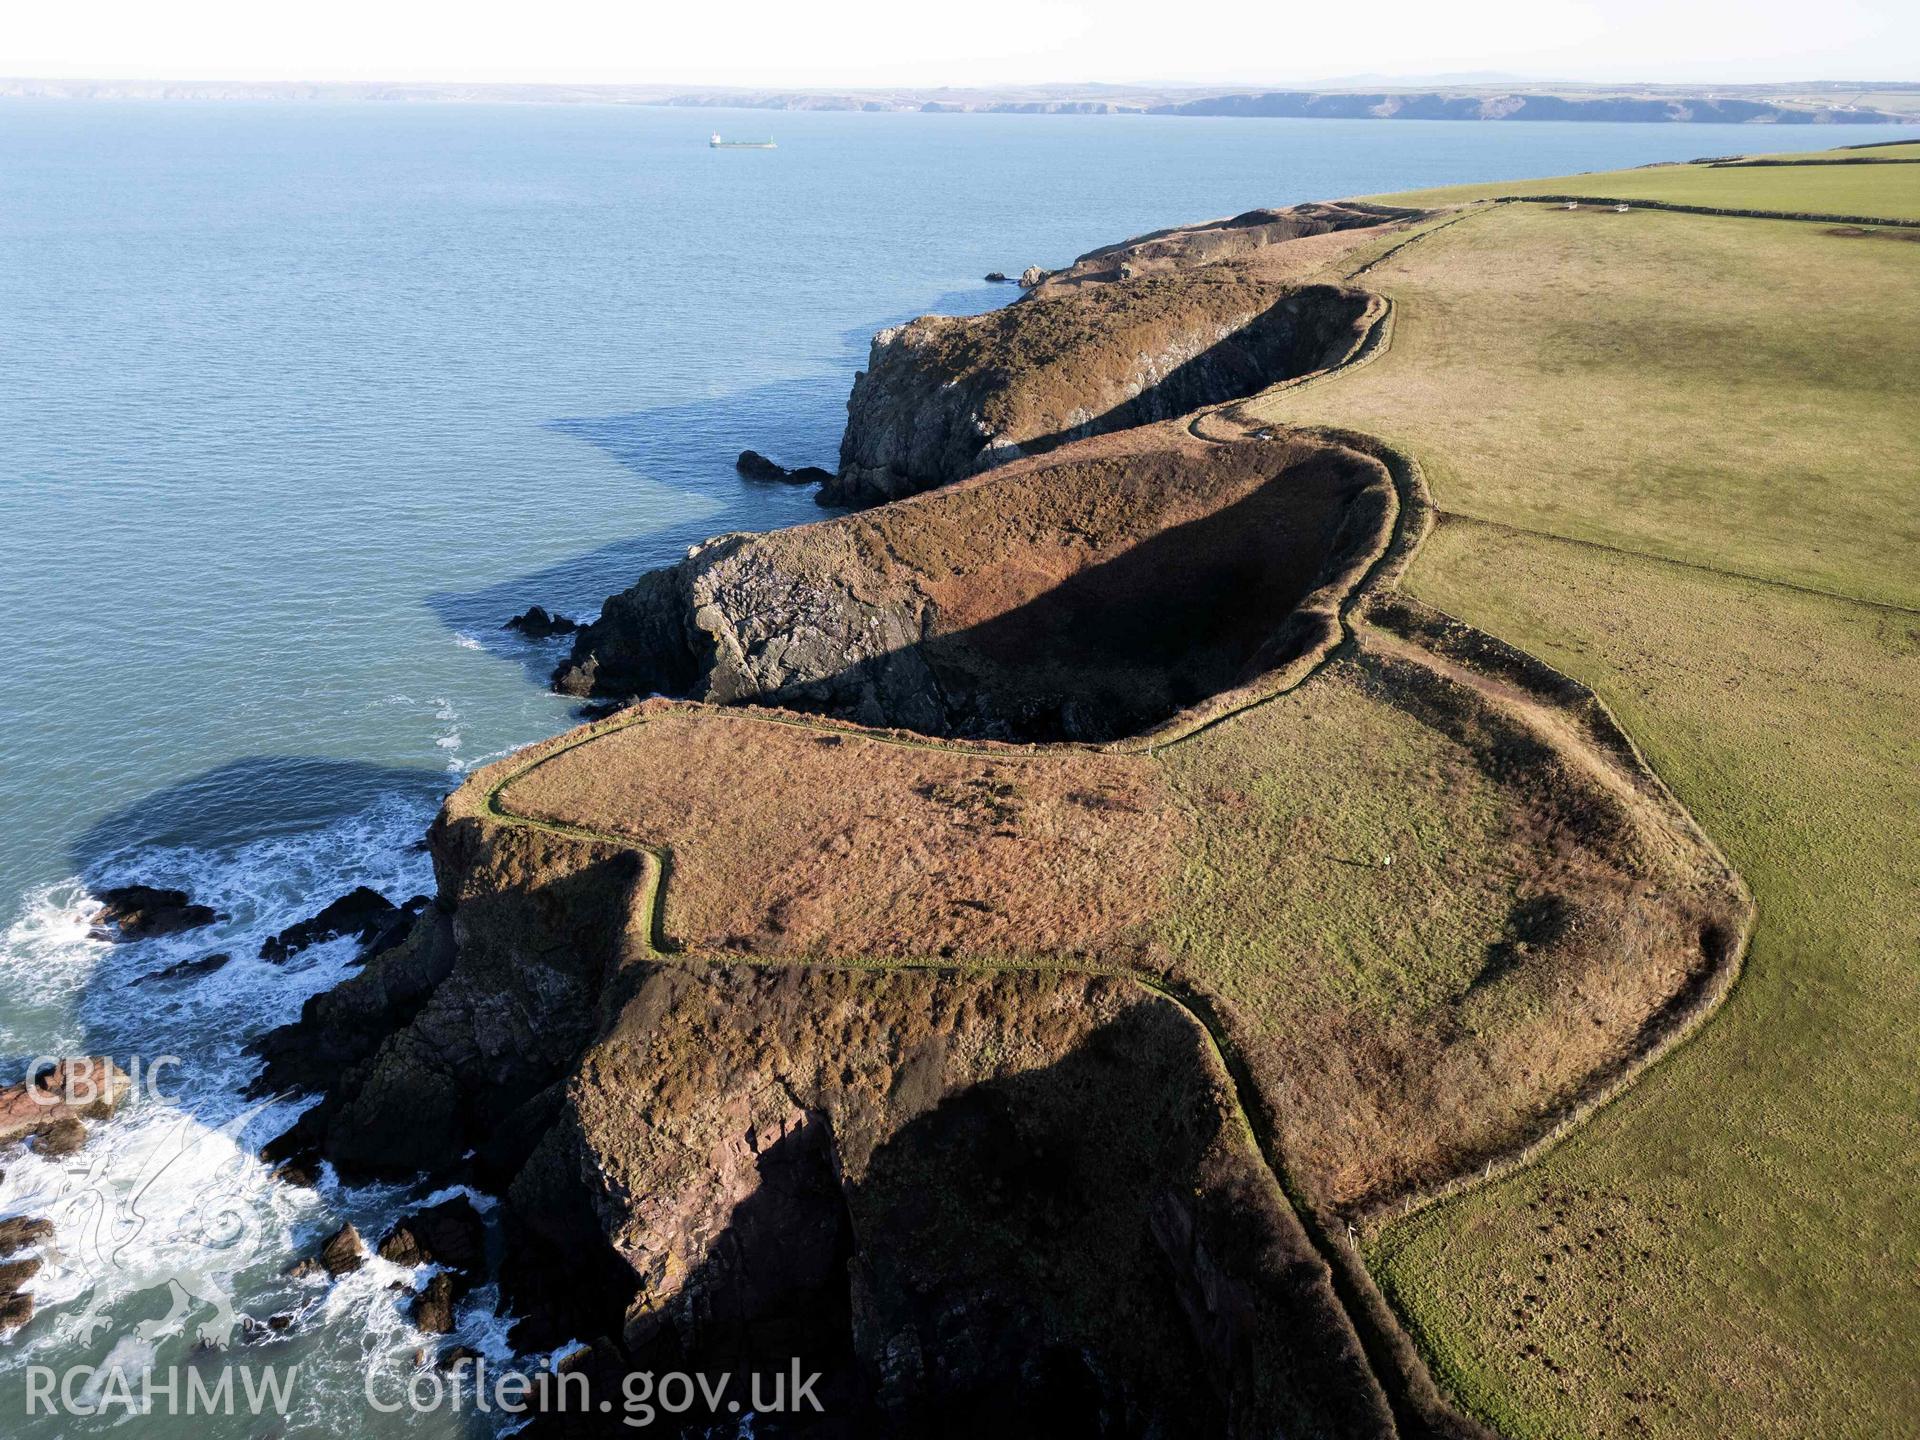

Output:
xmin=1 ymin=100 xmax=1910 ymax=1432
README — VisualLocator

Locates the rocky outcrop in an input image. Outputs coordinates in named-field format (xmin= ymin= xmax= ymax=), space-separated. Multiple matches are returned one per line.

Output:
xmin=502 ymin=964 xmax=1391 ymax=1436
xmin=0 ymin=1059 xmax=131 ymax=1148
xmin=827 ymin=270 xmax=1371 ymax=506
xmin=554 ymin=429 xmax=1392 ymax=741
xmin=505 ymin=605 xmax=581 ymax=639
xmin=88 ymin=885 xmax=222 ymax=941
xmin=735 ymin=449 xmax=833 ymax=485
xmin=258 ymin=886 xmax=426 ymax=963
xmin=1040 ymin=201 xmax=1407 ymax=290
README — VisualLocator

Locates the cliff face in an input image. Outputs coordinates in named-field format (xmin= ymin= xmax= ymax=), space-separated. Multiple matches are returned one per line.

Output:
xmin=257 ymin=762 xmax=1392 ymax=1438
xmin=828 ymin=272 xmax=1373 ymax=506
xmin=554 ymin=428 xmax=1394 ymax=741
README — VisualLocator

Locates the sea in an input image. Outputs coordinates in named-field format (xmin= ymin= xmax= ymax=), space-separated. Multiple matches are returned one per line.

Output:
xmin=2 ymin=100 xmax=1910 ymax=1434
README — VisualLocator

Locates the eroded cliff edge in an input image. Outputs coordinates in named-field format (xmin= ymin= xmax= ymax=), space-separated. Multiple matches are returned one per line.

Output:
xmin=262 ymin=203 xmax=1752 ymax=1438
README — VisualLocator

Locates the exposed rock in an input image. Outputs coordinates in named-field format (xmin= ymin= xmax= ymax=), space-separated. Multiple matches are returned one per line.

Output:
xmin=377 ymin=1196 xmax=486 ymax=1272
xmin=250 ymin=903 xmax=457 ymax=1100
xmin=735 ymin=450 xmax=832 ymax=485
xmin=495 ymin=963 xmax=1391 ymax=1435
xmin=1017 ymin=265 xmax=1048 ymax=288
xmin=827 ymin=269 xmax=1371 ymax=506
xmin=0 ymin=1292 xmax=31 ymax=1333
xmin=318 ymin=1222 xmax=365 ymax=1277
xmin=411 ymin=1272 xmax=461 ymax=1334
xmin=137 ymin=952 xmax=231 ymax=984
xmin=1 ymin=1057 xmax=131 ymax=1148
xmin=504 ymin=605 xmax=581 ymax=639
xmin=554 ymin=429 xmax=1391 ymax=742
xmin=984 ymin=270 xmax=1010 ymax=283
xmin=0 ymin=1256 xmax=42 ymax=1298
xmin=285 ymin=1257 xmax=325 ymax=1281
xmin=0 ymin=1217 xmax=53 ymax=1257
xmin=32 ymin=1119 xmax=87 ymax=1157
xmin=271 ymin=1160 xmax=319 ymax=1188
xmin=438 ymin=1344 xmax=481 ymax=1372
xmin=510 ymin=605 xmax=578 ymax=636
xmin=260 ymin=887 xmax=409 ymax=962
xmin=88 ymin=884 xmax=222 ymax=941
xmin=1038 ymin=201 xmax=1405 ymax=291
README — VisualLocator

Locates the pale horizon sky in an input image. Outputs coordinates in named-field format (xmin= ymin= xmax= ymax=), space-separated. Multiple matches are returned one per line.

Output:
xmin=2 ymin=0 xmax=1916 ymax=89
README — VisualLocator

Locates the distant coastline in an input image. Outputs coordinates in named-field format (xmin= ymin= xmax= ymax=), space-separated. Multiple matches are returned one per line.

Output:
xmin=4 ymin=76 xmax=1917 ymax=123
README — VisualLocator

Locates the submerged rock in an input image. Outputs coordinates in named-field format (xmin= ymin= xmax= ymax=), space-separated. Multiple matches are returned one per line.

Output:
xmin=504 ymin=605 xmax=580 ymax=639
xmin=137 ymin=952 xmax=231 ymax=984
xmin=88 ymin=885 xmax=222 ymax=941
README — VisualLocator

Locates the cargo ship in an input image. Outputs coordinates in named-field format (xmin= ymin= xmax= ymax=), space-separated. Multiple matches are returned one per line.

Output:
xmin=709 ymin=133 xmax=776 ymax=149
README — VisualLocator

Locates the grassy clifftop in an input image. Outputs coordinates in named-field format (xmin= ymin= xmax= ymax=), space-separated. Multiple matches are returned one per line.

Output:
xmin=1256 ymin=145 xmax=1920 ymax=1438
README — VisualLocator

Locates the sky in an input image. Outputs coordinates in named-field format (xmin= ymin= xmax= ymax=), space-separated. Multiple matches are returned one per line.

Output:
xmin=2 ymin=0 xmax=1915 ymax=88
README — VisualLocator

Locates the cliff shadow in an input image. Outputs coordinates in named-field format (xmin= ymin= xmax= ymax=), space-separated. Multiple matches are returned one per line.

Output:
xmin=1008 ymin=288 xmax=1371 ymax=466
xmin=503 ymin=995 xmax=1385 ymax=1438
xmin=745 ymin=452 xmax=1383 ymax=741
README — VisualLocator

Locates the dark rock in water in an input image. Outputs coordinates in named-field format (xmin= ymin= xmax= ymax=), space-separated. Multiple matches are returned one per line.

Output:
xmin=735 ymin=448 xmax=790 ymax=481
xmin=985 ymin=271 xmax=1010 ymax=283
xmin=137 ymin=952 xmax=231 ymax=985
xmin=377 ymin=1196 xmax=486 ymax=1272
xmin=260 ymin=887 xmax=402 ymax=962
xmin=736 ymin=450 xmax=832 ymax=486
xmin=0 ymin=1217 xmax=52 ymax=1257
xmin=438 ymin=1344 xmax=481 ymax=1373
xmin=572 ymin=699 xmax=624 ymax=723
xmin=32 ymin=1118 xmax=87 ymax=1158
xmin=0 ymin=1256 xmax=41 ymax=1297
xmin=284 ymin=1257 xmax=325 ymax=1281
xmin=0 ymin=1291 xmax=32 ymax=1333
xmin=318 ymin=1222 xmax=365 ymax=1277
xmin=89 ymin=885 xmax=222 ymax=942
xmin=504 ymin=605 xmax=580 ymax=639
xmin=412 ymin=1272 xmax=460 ymax=1334
xmin=271 ymin=1159 xmax=319 ymax=1188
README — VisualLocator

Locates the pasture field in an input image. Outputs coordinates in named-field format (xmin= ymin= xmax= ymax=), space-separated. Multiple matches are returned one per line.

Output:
xmin=1259 ymin=161 xmax=1920 ymax=1438
xmin=1363 ymin=145 xmax=1920 ymax=220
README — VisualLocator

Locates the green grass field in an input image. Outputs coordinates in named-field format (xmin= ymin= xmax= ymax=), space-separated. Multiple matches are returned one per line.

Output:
xmin=1363 ymin=143 xmax=1920 ymax=220
xmin=1262 ymin=160 xmax=1920 ymax=1437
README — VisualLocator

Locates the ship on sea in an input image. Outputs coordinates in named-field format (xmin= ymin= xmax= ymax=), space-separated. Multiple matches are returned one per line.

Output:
xmin=709 ymin=132 xmax=776 ymax=149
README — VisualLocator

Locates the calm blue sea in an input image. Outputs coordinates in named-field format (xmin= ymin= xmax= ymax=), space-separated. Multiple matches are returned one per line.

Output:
xmin=0 ymin=100 xmax=1909 ymax=1432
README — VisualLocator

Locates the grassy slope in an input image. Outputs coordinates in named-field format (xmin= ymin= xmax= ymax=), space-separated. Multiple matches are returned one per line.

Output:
xmin=1363 ymin=146 xmax=1920 ymax=219
xmin=1258 ymin=166 xmax=1920 ymax=1435
xmin=1270 ymin=205 xmax=1920 ymax=608
xmin=1387 ymin=527 xmax=1920 ymax=1439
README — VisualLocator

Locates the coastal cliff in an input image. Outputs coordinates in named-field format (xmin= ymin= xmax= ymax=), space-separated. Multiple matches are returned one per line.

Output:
xmin=829 ymin=270 xmax=1373 ymax=505
xmin=265 ymin=197 xmax=1752 ymax=1439
xmin=553 ymin=429 xmax=1393 ymax=740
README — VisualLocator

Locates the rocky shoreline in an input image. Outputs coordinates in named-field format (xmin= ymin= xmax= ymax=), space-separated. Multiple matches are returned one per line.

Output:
xmin=238 ymin=200 xmax=1750 ymax=1438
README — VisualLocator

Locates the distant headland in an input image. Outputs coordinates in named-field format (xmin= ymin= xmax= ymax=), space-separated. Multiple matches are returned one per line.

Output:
xmin=4 ymin=76 xmax=1917 ymax=123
